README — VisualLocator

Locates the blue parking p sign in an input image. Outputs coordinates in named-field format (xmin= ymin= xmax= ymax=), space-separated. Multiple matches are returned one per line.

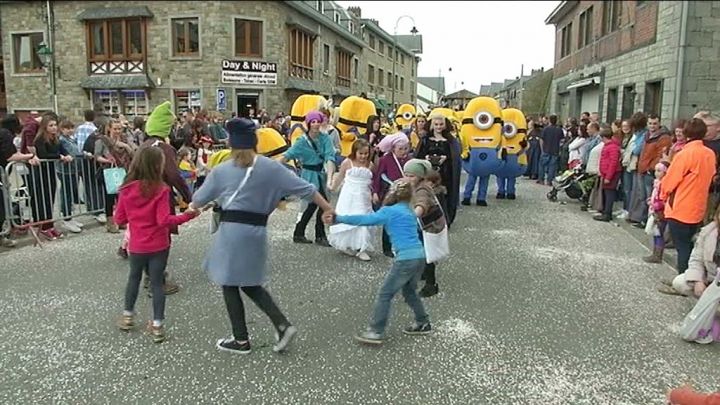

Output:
xmin=216 ymin=89 xmax=226 ymax=112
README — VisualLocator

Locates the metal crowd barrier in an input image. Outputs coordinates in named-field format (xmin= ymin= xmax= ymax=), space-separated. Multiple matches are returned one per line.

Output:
xmin=2 ymin=157 xmax=107 ymax=239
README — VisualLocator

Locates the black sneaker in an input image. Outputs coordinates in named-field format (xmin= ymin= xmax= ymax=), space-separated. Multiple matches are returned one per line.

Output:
xmin=507 ymin=194 xmax=516 ymax=200
xmin=461 ymin=198 xmax=471 ymax=206
xmin=273 ymin=325 xmax=298 ymax=353
xmin=496 ymin=193 xmax=506 ymax=199
xmin=477 ymin=200 xmax=488 ymax=207
xmin=216 ymin=338 xmax=251 ymax=354
xmin=293 ymin=236 xmax=313 ymax=244
xmin=383 ymin=250 xmax=395 ymax=258
xmin=419 ymin=283 xmax=439 ymax=298
xmin=315 ymin=237 xmax=331 ymax=247
xmin=403 ymin=322 xmax=433 ymax=336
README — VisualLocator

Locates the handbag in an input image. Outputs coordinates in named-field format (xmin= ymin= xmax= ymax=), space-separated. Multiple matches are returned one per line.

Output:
xmin=419 ymin=195 xmax=450 ymax=264
xmin=209 ymin=156 xmax=257 ymax=234
xmin=103 ymin=166 xmax=127 ymax=195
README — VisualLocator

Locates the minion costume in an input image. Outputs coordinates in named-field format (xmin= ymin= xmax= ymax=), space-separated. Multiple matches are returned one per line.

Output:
xmin=459 ymin=97 xmax=503 ymax=206
xmin=395 ymin=103 xmax=416 ymax=142
xmin=289 ymin=94 xmax=330 ymax=144
xmin=336 ymin=96 xmax=376 ymax=158
xmin=495 ymin=108 xmax=528 ymax=200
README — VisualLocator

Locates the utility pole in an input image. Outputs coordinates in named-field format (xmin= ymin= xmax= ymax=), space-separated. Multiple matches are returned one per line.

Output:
xmin=391 ymin=15 xmax=418 ymax=113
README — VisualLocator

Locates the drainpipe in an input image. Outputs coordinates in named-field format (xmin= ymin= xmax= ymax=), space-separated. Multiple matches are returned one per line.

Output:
xmin=673 ymin=1 xmax=689 ymax=119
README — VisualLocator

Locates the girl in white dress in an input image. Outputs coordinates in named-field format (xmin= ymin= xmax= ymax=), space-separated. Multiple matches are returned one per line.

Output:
xmin=328 ymin=139 xmax=375 ymax=261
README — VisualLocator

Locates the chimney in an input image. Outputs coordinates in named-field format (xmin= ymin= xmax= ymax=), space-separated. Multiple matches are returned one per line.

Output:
xmin=347 ymin=6 xmax=361 ymax=18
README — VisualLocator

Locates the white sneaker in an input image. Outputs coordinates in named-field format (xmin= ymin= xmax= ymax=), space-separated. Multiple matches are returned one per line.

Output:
xmin=95 ymin=214 xmax=107 ymax=224
xmin=0 ymin=237 xmax=16 ymax=248
xmin=341 ymin=248 xmax=356 ymax=257
xmin=71 ymin=219 xmax=84 ymax=228
xmin=356 ymin=251 xmax=371 ymax=261
xmin=616 ymin=210 xmax=628 ymax=220
xmin=61 ymin=220 xmax=82 ymax=233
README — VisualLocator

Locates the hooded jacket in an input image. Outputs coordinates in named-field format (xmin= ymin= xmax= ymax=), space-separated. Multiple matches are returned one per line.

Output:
xmin=114 ymin=180 xmax=194 ymax=254
xmin=599 ymin=138 xmax=622 ymax=189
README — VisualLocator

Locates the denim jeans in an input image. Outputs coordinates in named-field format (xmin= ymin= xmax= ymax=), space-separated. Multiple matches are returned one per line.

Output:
xmin=369 ymin=258 xmax=429 ymax=335
xmin=667 ymin=219 xmax=701 ymax=274
xmin=60 ymin=172 xmax=80 ymax=218
xmin=463 ymin=175 xmax=489 ymax=201
xmin=622 ymin=170 xmax=634 ymax=211
xmin=539 ymin=153 xmax=559 ymax=183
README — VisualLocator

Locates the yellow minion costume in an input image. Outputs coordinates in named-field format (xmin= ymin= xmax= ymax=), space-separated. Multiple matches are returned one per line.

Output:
xmin=394 ymin=103 xmax=417 ymax=148
xmin=336 ymin=96 xmax=375 ymax=157
xmin=495 ymin=108 xmax=528 ymax=200
xmin=459 ymin=97 xmax=504 ymax=206
xmin=289 ymin=94 xmax=330 ymax=144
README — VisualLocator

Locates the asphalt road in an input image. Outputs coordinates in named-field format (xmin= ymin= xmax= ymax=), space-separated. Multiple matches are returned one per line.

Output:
xmin=1 ymin=177 xmax=718 ymax=404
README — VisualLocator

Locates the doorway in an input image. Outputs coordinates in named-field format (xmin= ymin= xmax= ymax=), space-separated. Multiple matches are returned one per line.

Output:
xmin=236 ymin=94 xmax=259 ymax=118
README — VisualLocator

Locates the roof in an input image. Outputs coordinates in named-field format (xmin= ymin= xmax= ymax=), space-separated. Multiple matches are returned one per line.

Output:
xmin=545 ymin=1 xmax=579 ymax=25
xmin=443 ymin=89 xmax=478 ymax=100
xmin=394 ymin=35 xmax=423 ymax=54
xmin=479 ymin=85 xmax=491 ymax=95
xmin=417 ymin=77 xmax=445 ymax=94
xmin=284 ymin=1 xmax=365 ymax=48
xmin=80 ymin=74 xmax=155 ymax=90
xmin=76 ymin=6 xmax=153 ymax=21
xmin=360 ymin=18 xmax=415 ymax=56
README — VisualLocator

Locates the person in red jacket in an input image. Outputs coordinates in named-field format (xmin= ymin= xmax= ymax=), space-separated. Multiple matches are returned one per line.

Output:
xmin=115 ymin=145 xmax=199 ymax=343
xmin=595 ymin=128 xmax=622 ymax=222
xmin=668 ymin=384 xmax=720 ymax=405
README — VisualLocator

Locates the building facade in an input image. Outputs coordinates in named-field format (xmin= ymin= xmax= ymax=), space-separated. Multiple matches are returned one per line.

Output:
xmin=1 ymin=1 xmax=420 ymax=121
xmin=479 ymin=68 xmax=554 ymax=117
xmin=546 ymin=0 xmax=720 ymax=123
xmin=416 ymin=76 xmax=445 ymax=113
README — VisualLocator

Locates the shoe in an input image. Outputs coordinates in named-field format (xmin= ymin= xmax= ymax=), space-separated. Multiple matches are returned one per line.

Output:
xmin=0 ymin=237 xmax=16 ymax=248
xmin=40 ymin=229 xmax=57 ymax=240
xmin=293 ymin=236 xmax=313 ymax=244
xmin=461 ymin=198 xmax=471 ymax=206
xmin=546 ymin=182 xmax=553 ymax=186
xmin=341 ymin=248 xmax=356 ymax=257
xmin=477 ymin=200 xmax=488 ymax=207
xmin=660 ymin=278 xmax=674 ymax=287
xmin=50 ymin=228 xmax=64 ymax=239
xmin=117 ymin=314 xmax=134 ymax=331
xmin=632 ymin=222 xmax=645 ymax=229
xmin=402 ymin=322 xmax=433 ymax=336
xmin=536 ymin=180 xmax=543 ymax=184
xmin=593 ymin=215 xmax=611 ymax=222
xmin=216 ymin=337 xmax=251 ymax=354
xmin=106 ymin=222 xmax=120 ymax=234
xmin=315 ymin=237 xmax=331 ymax=247
xmin=616 ymin=211 xmax=629 ymax=220
xmin=146 ymin=321 xmax=166 ymax=343
xmin=273 ymin=325 xmax=298 ymax=353
xmin=507 ymin=194 xmax=516 ymax=200
xmin=71 ymin=219 xmax=84 ymax=228
xmin=642 ymin=248 xmax=663 ymax=264
xmin=163 ymin=281 xmax=180 ymax=295
xmin=383 ymin=250 xmax=394 ymax=258
xmin=95 ymin=214 xmax=107 ymax=224
xmin=580 ymin=206 xmax=589 ymax=212
xmin=354 ymin=330 xmax=384 ymax=345
xmin=117 ymin=247 xmax=128 ymax=259
xmin=61 ymin=220 xmax=82 ymax=233
xmin=588 ymin=209 xmax=598 ymax=214
xmin=419 ymin=283 xmax=439 ymax=298
xmin=356 ymin=251 xmax=371 ymax=261
xmin=496 ymin=193 xmax=506 ymax=199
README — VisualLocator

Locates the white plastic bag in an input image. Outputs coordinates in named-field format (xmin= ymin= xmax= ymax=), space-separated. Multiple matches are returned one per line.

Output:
xmin=422 ymin=226 xmax=449 ymax=264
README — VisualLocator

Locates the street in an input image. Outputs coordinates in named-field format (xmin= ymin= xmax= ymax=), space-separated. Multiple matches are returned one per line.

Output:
xmin=1 ymin=177 xmax=718 ymax=404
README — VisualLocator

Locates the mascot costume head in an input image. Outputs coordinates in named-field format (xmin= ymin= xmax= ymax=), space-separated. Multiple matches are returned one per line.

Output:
xmin=497 ymin=108 xmax=529 ymax=178
xmin=289 ymin=94 xmax=331 ymax=144
xmin=336 ymin=96 xmax=376 ymax=158
xmin=459 ymin=97 xmax=503 ymax=177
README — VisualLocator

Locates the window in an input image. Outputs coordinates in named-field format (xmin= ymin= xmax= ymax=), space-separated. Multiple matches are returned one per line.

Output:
xmin=336 ymin=50 xmax=352 ymax=87
xmin=606 ymin=87 xmax=618 ymax=124
xmin=12 ymin=32 xmax=44 ymax=73
xmin=395 ymin=49 xmax=399 ymax=61
xmin=323 ymin=44 xmax=330 ymax=74
xmin=388 ymin=72 xmax=393 ymax=89
xmin=621 ymin=85 xmax=635 ymax=119
xmin=602 ymin=1 xmax=621 ymax=35
xmin=348 ymin=20 xmax=355 ymax=34
xmin=401 ymin=77 xmax=405 ymax=92
xmin=378 ymin=68 xmax=384 ymax=87
xmin=334 ymin=12 xmax=339 ymax=23
xmin=379 ymin=41 xmax=384 ymax=56
xmin=173 ymin=89 xmax=202 ymax=114
xmin=171 ymin=18 xmax=199 ymax=57
xmin=235 ymin=19 xmax=262 ymax=57
xmin=316 ymin=1 xmax=324 ymax=13
xmin=401 ymin=54 xmax=405 ymax=65
xmin=353 ymin=58 xmax=359 ymax=80
xmin=578 ymin=7 xmax=593 ymax=48
xmin=368 ymin=64 xmax=375 ymax=84
xmin=644 ymin=81 xmax=663 ymax=118
xmin=560 ymin=23 xmax=572 ymax=58
xmin=92 ymin=90 xmax=148 ymax=116
xmin=369 ymin=35 xmax=376 ymax=50
xmin=395 ymin=74 xmax=399 ymax=90
xmin=289 ymin=29 xmax=314 ymax=80
xmin=87 ymin=19 xmax=145 ymax=62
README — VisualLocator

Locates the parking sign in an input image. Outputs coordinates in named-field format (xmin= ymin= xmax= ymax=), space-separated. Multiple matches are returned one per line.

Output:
xmin=216 ymin=88 xmax=226 ymax=111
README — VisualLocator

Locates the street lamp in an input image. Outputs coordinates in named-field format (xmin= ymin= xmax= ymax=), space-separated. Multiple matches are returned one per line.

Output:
xmin=36 ymin=42 xmax=52 ymax=68
xmin=391 ymin=15 xmax=418 ymax=114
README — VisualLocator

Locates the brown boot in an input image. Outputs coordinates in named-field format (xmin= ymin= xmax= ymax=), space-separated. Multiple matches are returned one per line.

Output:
xmin=642 ymin=247 xmax=663 ymax=264
xmin=106 ymin=217 xmax=120 ymax=234
xmin=163 ymin=278 xmax=180 ymax=295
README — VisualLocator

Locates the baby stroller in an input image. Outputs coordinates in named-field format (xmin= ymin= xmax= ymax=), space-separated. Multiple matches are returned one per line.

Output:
xmin=546 ymin=166 xmax=589 ymax=203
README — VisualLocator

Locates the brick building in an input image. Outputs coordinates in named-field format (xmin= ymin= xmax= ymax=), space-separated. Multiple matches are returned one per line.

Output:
xmin=0 ymin=1 xmax=420 ymax=121
xmin=546 ymin=1 xmax=720 ymax=123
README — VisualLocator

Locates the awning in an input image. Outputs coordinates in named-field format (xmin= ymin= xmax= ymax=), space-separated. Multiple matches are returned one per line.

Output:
xmin=567 ymin=76 xmax=601 ymax=90
xmin=80 ymin=74 xmax=155 ymax=90
xmin=77 ymin=6 xmax=153 ymax=21
xmin=373 ymin=99 xmax=388 ymax=110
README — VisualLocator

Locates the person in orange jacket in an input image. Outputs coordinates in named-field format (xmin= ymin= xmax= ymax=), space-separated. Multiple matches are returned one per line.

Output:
xmin=668 ymin=384 xmax=720 ymax=404
xmin=660 ymin=118 xmax=717 ymax=274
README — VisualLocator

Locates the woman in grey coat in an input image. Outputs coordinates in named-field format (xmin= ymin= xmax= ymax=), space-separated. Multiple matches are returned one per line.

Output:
xmin=190 ymin=118 xmax=334 ymax=355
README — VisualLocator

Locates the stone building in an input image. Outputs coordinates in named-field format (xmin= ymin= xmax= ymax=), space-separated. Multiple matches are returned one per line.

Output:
xmin=546 ymin=0 xmax=720 ymax=123
xmin=480 ymin=68 xmax=554 ymax=117
xmin=0 ymin=1 xmax=420 ymax=121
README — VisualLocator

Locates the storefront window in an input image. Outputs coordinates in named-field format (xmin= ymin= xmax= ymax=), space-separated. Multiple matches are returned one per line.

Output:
xmin=173 ymin=89 xmax=201 ymax=114
xmin=92 ymin=90 xmax=148 ymax=117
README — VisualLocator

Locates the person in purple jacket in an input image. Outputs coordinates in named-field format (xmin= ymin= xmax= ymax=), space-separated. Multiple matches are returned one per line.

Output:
xmin=371 ymin=135 xmax=410 ymax=257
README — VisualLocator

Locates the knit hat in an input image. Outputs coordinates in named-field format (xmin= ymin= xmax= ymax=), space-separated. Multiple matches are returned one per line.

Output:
xmin=227 ymin=118 xmax=257 ymax=149
xmin=145 ymin=101 xmax=175 ymax=138
xmin=377 ymin=132 xmax=410 ymax=154
xmin=305 ymin=110 xmax=326 ymax=125
xmin=403 ymin=159 xmax=432 ymax=178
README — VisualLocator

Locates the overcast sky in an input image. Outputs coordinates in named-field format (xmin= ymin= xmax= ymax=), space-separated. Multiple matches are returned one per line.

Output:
xmin=336 ymin=1 xmax=559 ymax=94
